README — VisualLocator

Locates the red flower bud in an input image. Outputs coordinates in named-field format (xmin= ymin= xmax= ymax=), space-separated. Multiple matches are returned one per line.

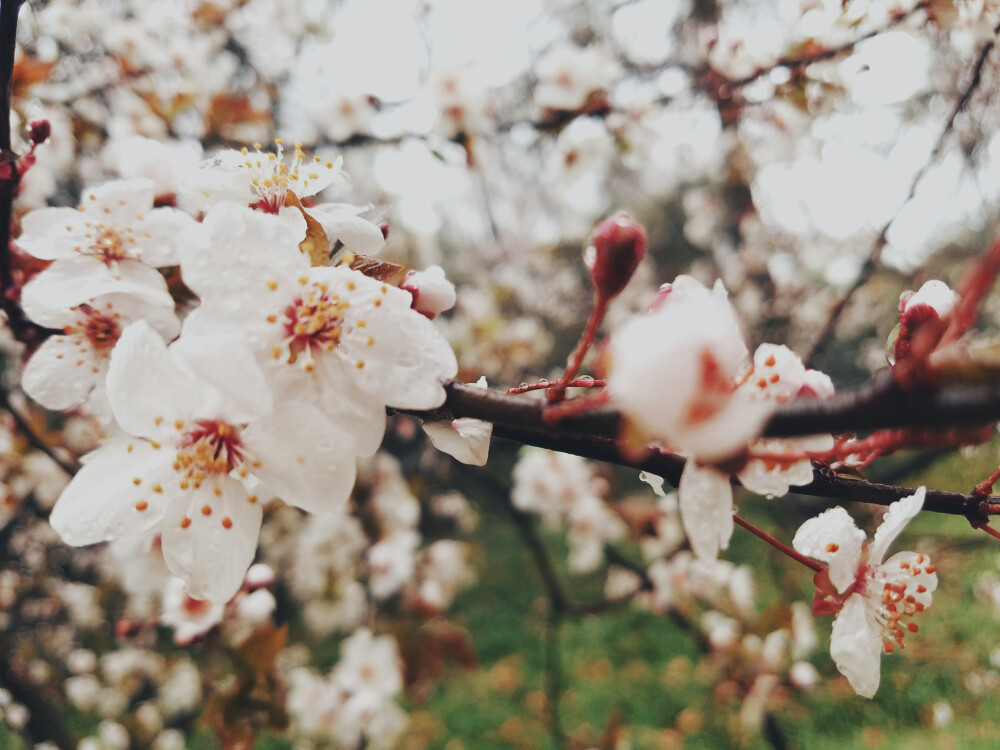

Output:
xmin=28 ymin=120 xmax=50 ymax=146
xmin=586 ymin=213 xmax=647 ymax=301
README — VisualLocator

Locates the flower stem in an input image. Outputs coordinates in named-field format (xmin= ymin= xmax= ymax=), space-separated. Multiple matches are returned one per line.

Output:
xmin=546 ymin=292 xmax=608 ymax=404
xmin=971 ymin=521 xmax=1000 ymax=542
xmin=733 ymin=514 xmax=823 ymax=572
xmin=507 ymin=378 xmax=605 ymax=395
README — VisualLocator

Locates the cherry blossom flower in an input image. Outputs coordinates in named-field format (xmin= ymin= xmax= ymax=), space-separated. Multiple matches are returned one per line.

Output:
xmin=159 ymin=577 xmax=225 ymax=646
xmin=792 ymin=488 xmax=937 ymax=697
xmin=534 ymin=43 xmax=621 ymax=112
xmin=49 ymin=321 xmax=358 ymax=601
xmin=608 ymin=276 xmax=768 ymax=462
xmin=180 ymin=203 xmax=457 ymax=455
xmin=20 ymin=292 xmax=179 ymax=411
xmin=17 ymin=178 xmax=194 ymax=309
xmin=400 ymin=265 xmax=456 ymax=319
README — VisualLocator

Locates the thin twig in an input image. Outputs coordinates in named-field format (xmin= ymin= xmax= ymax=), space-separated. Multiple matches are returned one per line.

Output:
xmin=0 ymin=387 xmax=78 ymax=475
xmin=0 ymin=0 xmax=23 ymax=331
xmin=806 ymin=21 xmax=1000 ymax=366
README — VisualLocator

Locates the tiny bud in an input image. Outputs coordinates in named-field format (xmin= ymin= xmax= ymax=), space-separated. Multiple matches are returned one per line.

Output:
xmin=401 ymin=265 xmax=456 ymax=319
xmin=244 ymin=562 xmax=275 ymax=589
xmin=586 ymin=213 xmax=647 ymax=301
xmin=28 ymin=120 xmax=51 ymax=146
xmin=892 ymin=280 xmax=958 ymax=366
xmin=798 ymin=369 xmax=835 ymax=400
xmin=649 ymin=282 xmax=672 ymax=311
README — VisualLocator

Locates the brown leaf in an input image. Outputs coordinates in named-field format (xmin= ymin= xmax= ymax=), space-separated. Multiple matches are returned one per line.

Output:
xmin=347 ymin=253 xmax=410 ymax=285
xmin=284 ymin=191 xmax=330 ymax=266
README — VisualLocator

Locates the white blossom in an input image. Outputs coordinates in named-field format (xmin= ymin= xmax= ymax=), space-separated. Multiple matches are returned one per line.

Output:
xmin=792 ymin=488 xmax=937 ymax=697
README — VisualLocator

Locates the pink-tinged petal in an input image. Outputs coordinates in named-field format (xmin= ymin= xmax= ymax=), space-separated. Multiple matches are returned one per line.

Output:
xmin=241 ymin=401 xmax=357 ymax=513
xmin=17 ymin=207 xmax=89 ymax=260
xmin=22 ymin=336 xmax=100 ymax=411
xmin=678 ymin=462 xmax=733 ymax=560
xmin=869 ymin=487 xmax=925 ymax=565
xmin=423 ymin=418 xmax=492 ymax=466
xmin=49 ymin=439 xmax=178 ymax=545
xmin=179 ymin=202 xmax=307 ymax=310
xmin=160 ymin=477 xmax=262 ymax=602
xmin=21 ymin=257 xmax=174 ymax=311
xmin=792 ymin=506 xmax=865 ymax=594
xmin=168 ymin=333 xmax=273 ymax=424
xmin=107 ymin=321 xmax=188 ymax=438
xmin=830 ymin=593 xmax=882 ymax=698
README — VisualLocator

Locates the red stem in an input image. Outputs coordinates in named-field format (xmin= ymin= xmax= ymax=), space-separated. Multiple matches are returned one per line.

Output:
xmin=547 ymin=292 xmax=608 ymax=404
xmin=975 ymin=465 xmax=1000 ymax=497
xmin=972 ymin=521 xmax=1000 ymax=542
xmin=507 ymin=378 xmax=606 ymax=395
xmin=733 ymin=514 xmax=824 ymax=572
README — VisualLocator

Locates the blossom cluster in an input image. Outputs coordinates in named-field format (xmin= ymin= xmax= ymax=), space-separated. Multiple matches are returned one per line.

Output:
xmin=18 ymin=141 xmax=460 ymax=602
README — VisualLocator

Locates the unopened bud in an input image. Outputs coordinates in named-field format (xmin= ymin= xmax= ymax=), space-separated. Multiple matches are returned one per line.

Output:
xmin=798 ymin=369 xmax=834 ymax=400
xmin=401 ymin=265 xmax=456 ymax=319
xmin=892 ymin=280 xmax=957 ymax=365
xmin=28 ymin=120 xmax=50 ymax=146
xmin=586 ymin=213 xmax=647 ymax=301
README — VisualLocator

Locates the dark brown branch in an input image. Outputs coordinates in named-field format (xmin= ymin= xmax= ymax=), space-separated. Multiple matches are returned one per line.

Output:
xmin=432 ymin=370 xmax=1000 ymax=446
xmin=489 ymin=424 xmax=999 ymax=519
xmin=0 ymin=0 xmax=23 ymax=328
xmin=806 ymin=20 xmax=1000 ymax=366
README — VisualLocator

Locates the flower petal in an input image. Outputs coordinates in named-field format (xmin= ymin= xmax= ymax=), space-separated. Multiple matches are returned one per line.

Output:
xmin=107 ymin=321 xmax=189 ymax=438
xmin=22 ymin=336 xmax=100 ymax=411
xmin=869 ymin=487 xmax=925 ymax=565
xmin=830 ymin=593 xmax=882 ymax=698
xmin=160 ymin=477 xmax=262 ymax=602
xmin=241 ymin=401 xmax=357 ymax=513
xmin=792 ymin=506 xmax=865 ymax=594
xmin=423 ymin=417 xmax=492 ymax=466
xmin=22 ymin=257 xmax=174 ymax=311
xmin=49 ymin=439 xmax=177 ymax=545
xmin=678 ymin=462 xmax=733 ymax=560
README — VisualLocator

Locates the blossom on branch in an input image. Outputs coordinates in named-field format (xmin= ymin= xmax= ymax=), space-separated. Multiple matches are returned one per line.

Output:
xmin=49 ymin=321 xmax=358 ymax=602
xmin=792 ymin=488 xmax=937 ymax=697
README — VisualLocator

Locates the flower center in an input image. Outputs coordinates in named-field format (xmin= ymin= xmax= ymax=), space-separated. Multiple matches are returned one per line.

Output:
xmin=90 ymin=227 xmax=128 ymax=263
xmin=242 ymin=140 xmax=336 ymax=215
xmin=283 ymin=284 xmax=349 ymax=367
xmin=174 ymin=420 xmax=245 ymax=488
xmin=66 ymin=304 xmax=122 ymax=354
xmin=683 ymin=349 xmax=734 ymax=425
xmin=869 ymin=555 xmax=935 ymax=654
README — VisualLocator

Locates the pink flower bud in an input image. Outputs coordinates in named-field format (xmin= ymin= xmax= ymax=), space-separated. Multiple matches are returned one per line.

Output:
xmin=892 ymin=280 xmax=958 ymax=365
xmin=28 ymin=120 xmax=50 ymax=146
xmin=798 ymin=369 xmax=835 ymax=400
xmin=586 ymin=213 xmax=647 ymax=301
xmin=401 ymin=265 xmax=456 ymax=319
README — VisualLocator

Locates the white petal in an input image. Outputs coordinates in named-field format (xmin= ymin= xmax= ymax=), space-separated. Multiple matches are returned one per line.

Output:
xmin=241 ymin=401 xmax=358 ymax=513
xmin=22 ymin=336 xmax=100 ymax=410
xmin=830 ymin=593 xmax=882 ymax=698
xmin=22 ymin=257 xmax=174 ymax=310
xmin=340 ymin=300 xmax=458 ymax=409
xmin=160 ymin=477 xmax=262 ymax=602
xmin=309 ymin=204 xmax=386 ymax=256
xmin=168 ymin=333 xmax=273 ymax=423
xmin=18 ymin=207 xmax=91 ymax=260
xmin=49 ymin=439 xmax=177 ymax=545
xmin=106 ymin=321 xmax=188 ymax=438
xmin=313 ymin=356 xmax=387 ymax=456
xmin=879 ymin=550 xmax=938 ymax=607
xmin=179 ymin=202 xmax=307 ymax=308
xmin=792 ymin=507 xmax=865 ymax=594
xmin=423 ymin=417 xmax=492 ymax=466
xmin=678 ymin=462 xmax=733 ymax=560
xmin=82 ymin=178 xmax=155 ymax=224
xmin=133 ymin=207 xmax=197 ymax=267
xmin=869 ymin=487 xmax=925 ymax=565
